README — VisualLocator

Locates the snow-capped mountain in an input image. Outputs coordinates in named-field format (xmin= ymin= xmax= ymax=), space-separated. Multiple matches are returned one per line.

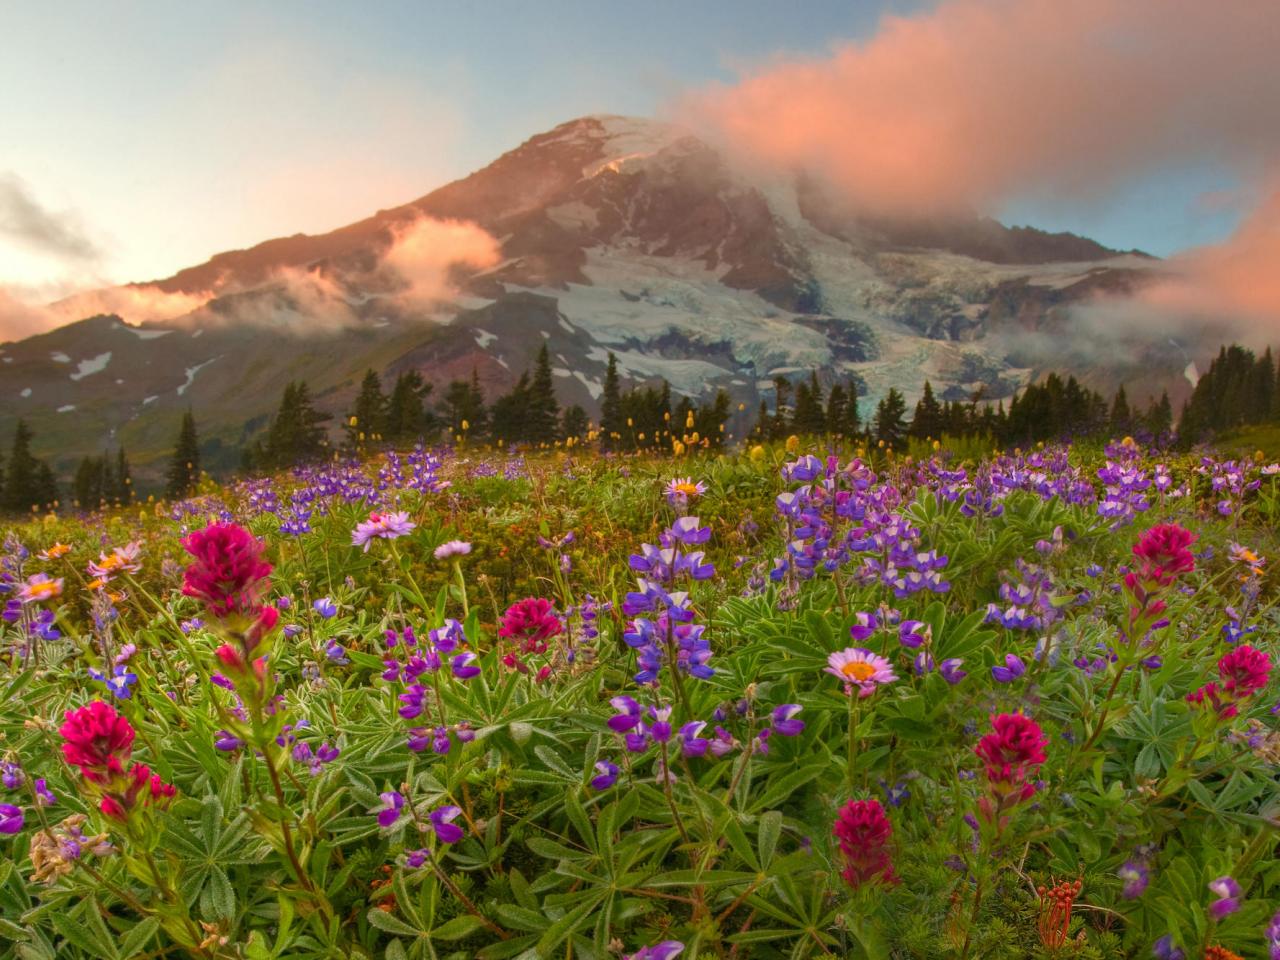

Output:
xmin=1 ymin=114 xmax=1185 ymax=478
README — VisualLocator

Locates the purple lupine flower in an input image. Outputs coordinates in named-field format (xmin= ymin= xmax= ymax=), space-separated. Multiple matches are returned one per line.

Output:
xmin=991 ymin=654 xmax=1026 ymax=683
xmin=376 ymin=791 xmax=405 ymax=828
xmin=1118 ymin=860 xmax=1149 ymax=899
xmin=898 ymin=620 xmax=928 ymax=649
xmin=772 ymin=704 xmax=805 ymax=736
xmin=214 ymin=730 xmax=244 ymax=751
xmin=940 ymin=658 xmax=967 ymax=684
xmin=879 ymin=778 xmax=910 ymax=807
xmin=399 ymin=684 xmax=427 ymax=720
xmin=849 ymin=611 xmax=878 ymax=641
xmin=431 ymin=727 xmax=451 ymax=754
xmin=1208 ymin=875 xmax=1241 ymax=918
xmin=313 ymin=597 xmax=338 ymax=618
xmin=591 ymin=761 xmax=619 ymax=790
xmin=645 ymin=706 xmax=673 ymax=743
xmin=1152 ymin=934 xmax=1185 ymax=960
xmin=450 ymin=653 xmax=481 ymax=679
xmin=1265 ymin=909 xmax=1280 ymax=960
xmin=406 ymin=848 xmax=430 ymax=868
xmin=429 ymin=805 xmax=464 ymax=843
xmin=0 ymin=804 xmax=24 ymax=834
xmin=678 ymin=721 xmax=710 ymax=758
xmin=667 ymin=517 xmax=710 ymax=546
xmin=88 ymin=664 xmax=138 ymax=699
xmin=626 ymin=940 xmax=684 ymax=960
xmin=709 ymin=726 xmax=737 ymax=757
xmin=324 ymin=639 xmax=349 ymax=664
xmin=1 ymin=762 xmax=22 ymax=790
xmin=34 ymin=778 xmax=55 ymax=806
xmin=608 ymin=696 xmax=643 ymax=733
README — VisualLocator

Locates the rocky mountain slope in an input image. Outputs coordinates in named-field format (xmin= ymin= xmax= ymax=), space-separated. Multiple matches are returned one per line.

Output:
xmin=1 ymin=114 xmax=1191 ymax=482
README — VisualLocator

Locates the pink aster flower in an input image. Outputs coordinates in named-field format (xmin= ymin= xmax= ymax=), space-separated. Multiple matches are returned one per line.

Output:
xmin=86 ymin=542 xmax=143 ymax=582
xmin=825 ymin=648 xmax=897 ymax=697
xmin=352 ymin=511 xmax=416 ymax=551
xmin=18 ymin=573 xmax=63 ymax=604
xmin=433 ymin=539 xmax=471 ymax=560
xmin=664 ymin=477 xmax=707 ymax=508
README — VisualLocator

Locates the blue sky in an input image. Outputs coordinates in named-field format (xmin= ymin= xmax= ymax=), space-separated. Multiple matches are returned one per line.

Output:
xmin=0 ymin=0 xmax=1247 ymax=289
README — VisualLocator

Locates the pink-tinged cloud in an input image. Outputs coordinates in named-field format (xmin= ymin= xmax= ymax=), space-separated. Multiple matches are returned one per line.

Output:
xmin=381 ymin=216 xmax=501 ymax=306
xmin=1139 ymin=180 xmax=1280 ymax=329
xmin=0 ymin=283 xmax=215 ymax=342
xmin=682 ymin=0 xmax=1280 ymax=218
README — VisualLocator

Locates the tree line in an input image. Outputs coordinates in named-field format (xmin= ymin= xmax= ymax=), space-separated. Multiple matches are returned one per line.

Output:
xmin=5 ymin=340 xmax=1278 ymax=514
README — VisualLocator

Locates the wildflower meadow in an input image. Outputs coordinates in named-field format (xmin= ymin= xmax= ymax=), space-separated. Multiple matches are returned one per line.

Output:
xmin=1 ymin=439 xmax=1278 ymax=960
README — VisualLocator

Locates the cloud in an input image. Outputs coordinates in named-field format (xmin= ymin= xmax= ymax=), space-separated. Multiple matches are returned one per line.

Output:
xmin=0 ymin=215 xmax=502 ymax=341
xmin=0 ymin=173 xmax=101 ymax=264
xmin=380 ymin=216 xmax=502 ymax=306
xmin=1136 ymin=180 xmax=1280 ymax=332
xmin=681 ymin=0 xmax=1280 ymax=219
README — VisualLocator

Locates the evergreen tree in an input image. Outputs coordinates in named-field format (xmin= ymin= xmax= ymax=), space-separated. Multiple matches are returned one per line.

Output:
xmin=165 ymin=411 xmax=200 ymax=500
xmin=600 ymin=352 xmax=622 ymax=450
xmin=526 ymin=345 xmax=560 ymax=444
xmin=561 ymin=405 xmax=589 ymax=440
xmin=489 ymin=373 xmax=531 ymax=445
xmin=792 ymin=372 xmax=826 ymax=434
xmin=844 ymin=381 xmax=861 ymax=439
xmin=1109 ymin=385 xmax=1131 ymax=435
xmin=1147 ymin=391 xmax=1173 ymax=437
xmin=346 ymin=369 xmax=389 ymax=449
xmin=263 ymin=381 xmax=331 ymax=469
xmin=694 ymin=390 xmax=732 ymax=447
xmin=114 ymin=447 xmax=133 ymax=505
xmin=3 ymin=421 xmax=48 ymax=513
xmin=874 ymin=389 xmax=908 ymax=449
xmin=825 ymin=384 xmax=848 ymax=436
xmin=34 ymin=462 xmax=58 ymax=512
xmin=771 ymin=377 xmax=792 ymax=439
xmin=73 ymin=456 xmax=103 ymax=510
xmin=386 ymin=371 xmax=436 ymax=443
xmin=909 ymin=380 xmax=944 ymax=439
xmin=752 ymin=400 xmax=770 ymax=440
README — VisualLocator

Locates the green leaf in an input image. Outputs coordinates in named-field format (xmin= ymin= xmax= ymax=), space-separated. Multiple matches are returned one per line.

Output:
xmin=366 ymin=909 xmax=421 ymax=938
xmin=757 ymin=810 xmax=782 ymax=868
xmin=430 ymin=915 xmax=486 ymax=940
xmin=119 ymin=917 xmax=160 ymax=958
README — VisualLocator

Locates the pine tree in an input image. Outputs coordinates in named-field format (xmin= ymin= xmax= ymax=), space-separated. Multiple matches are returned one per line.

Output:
xmin=1109 ymin=386 xmax=1131 ymax=436
xmin=771 ymin=377 xmax=792 ymax=438
xmin=526 ymin=345 xmax=560 ymax=444
xmin=825 ymin=384 xmax=848 ymax=436
xmin=600 ymin=352 xmax=622 ymax=450
xmin=73 ymin=455 xmax=109 ymax=509
xmin=386 ymin=371 xmax=435 ymax=443
xmin=260 ymin=381 xmax=330 ymax=469
xmin=3 ymin=421 xmax=46 ymax=513
xmin=346 ymin=369 xmax=389 ymax=449
xmin=1148 ymin=390 xmax=1173 ymax=437
xmin=909 ymin=380 xmax=944 ymax=439
xmin=114 ymin=447 xmax=133 ymax=506
xmin=165 ymin=411 xmax=201 ymax=500
xmin=489 ymin=373 xmax=531 ymax=445
xmin=561 ymin=404 xmax=589 ymax=440
xmin=845 ymin=381 xmax=861 ymax=440
xmin=874 ymin=388 xmax=908 ymax=449
xmin=793 ymin=372 xmax=826 ymax=434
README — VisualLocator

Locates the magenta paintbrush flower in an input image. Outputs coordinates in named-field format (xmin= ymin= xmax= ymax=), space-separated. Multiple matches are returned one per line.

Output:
xmin=833 ymin=798 xmax=898 ymax=889
xmin=60 ymin=701 xmax=135 ymax=784
xmin=181 ymin=523 xmax=273 ymax=618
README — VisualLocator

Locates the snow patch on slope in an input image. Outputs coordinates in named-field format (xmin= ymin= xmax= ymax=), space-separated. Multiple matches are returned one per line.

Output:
xmin=70 ymin=352 xmax=112 ymax=381
xmin=177 ymin=358 xmax=217 ymax=396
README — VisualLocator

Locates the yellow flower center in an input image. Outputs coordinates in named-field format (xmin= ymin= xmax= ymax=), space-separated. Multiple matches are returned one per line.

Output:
xmin=841 ymin=661 xmax=877 ymax=682
xmin=28 ymin=581 xmax=60 ymax=599
xmin=673 ymin=482 xmax=700 ymax=496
